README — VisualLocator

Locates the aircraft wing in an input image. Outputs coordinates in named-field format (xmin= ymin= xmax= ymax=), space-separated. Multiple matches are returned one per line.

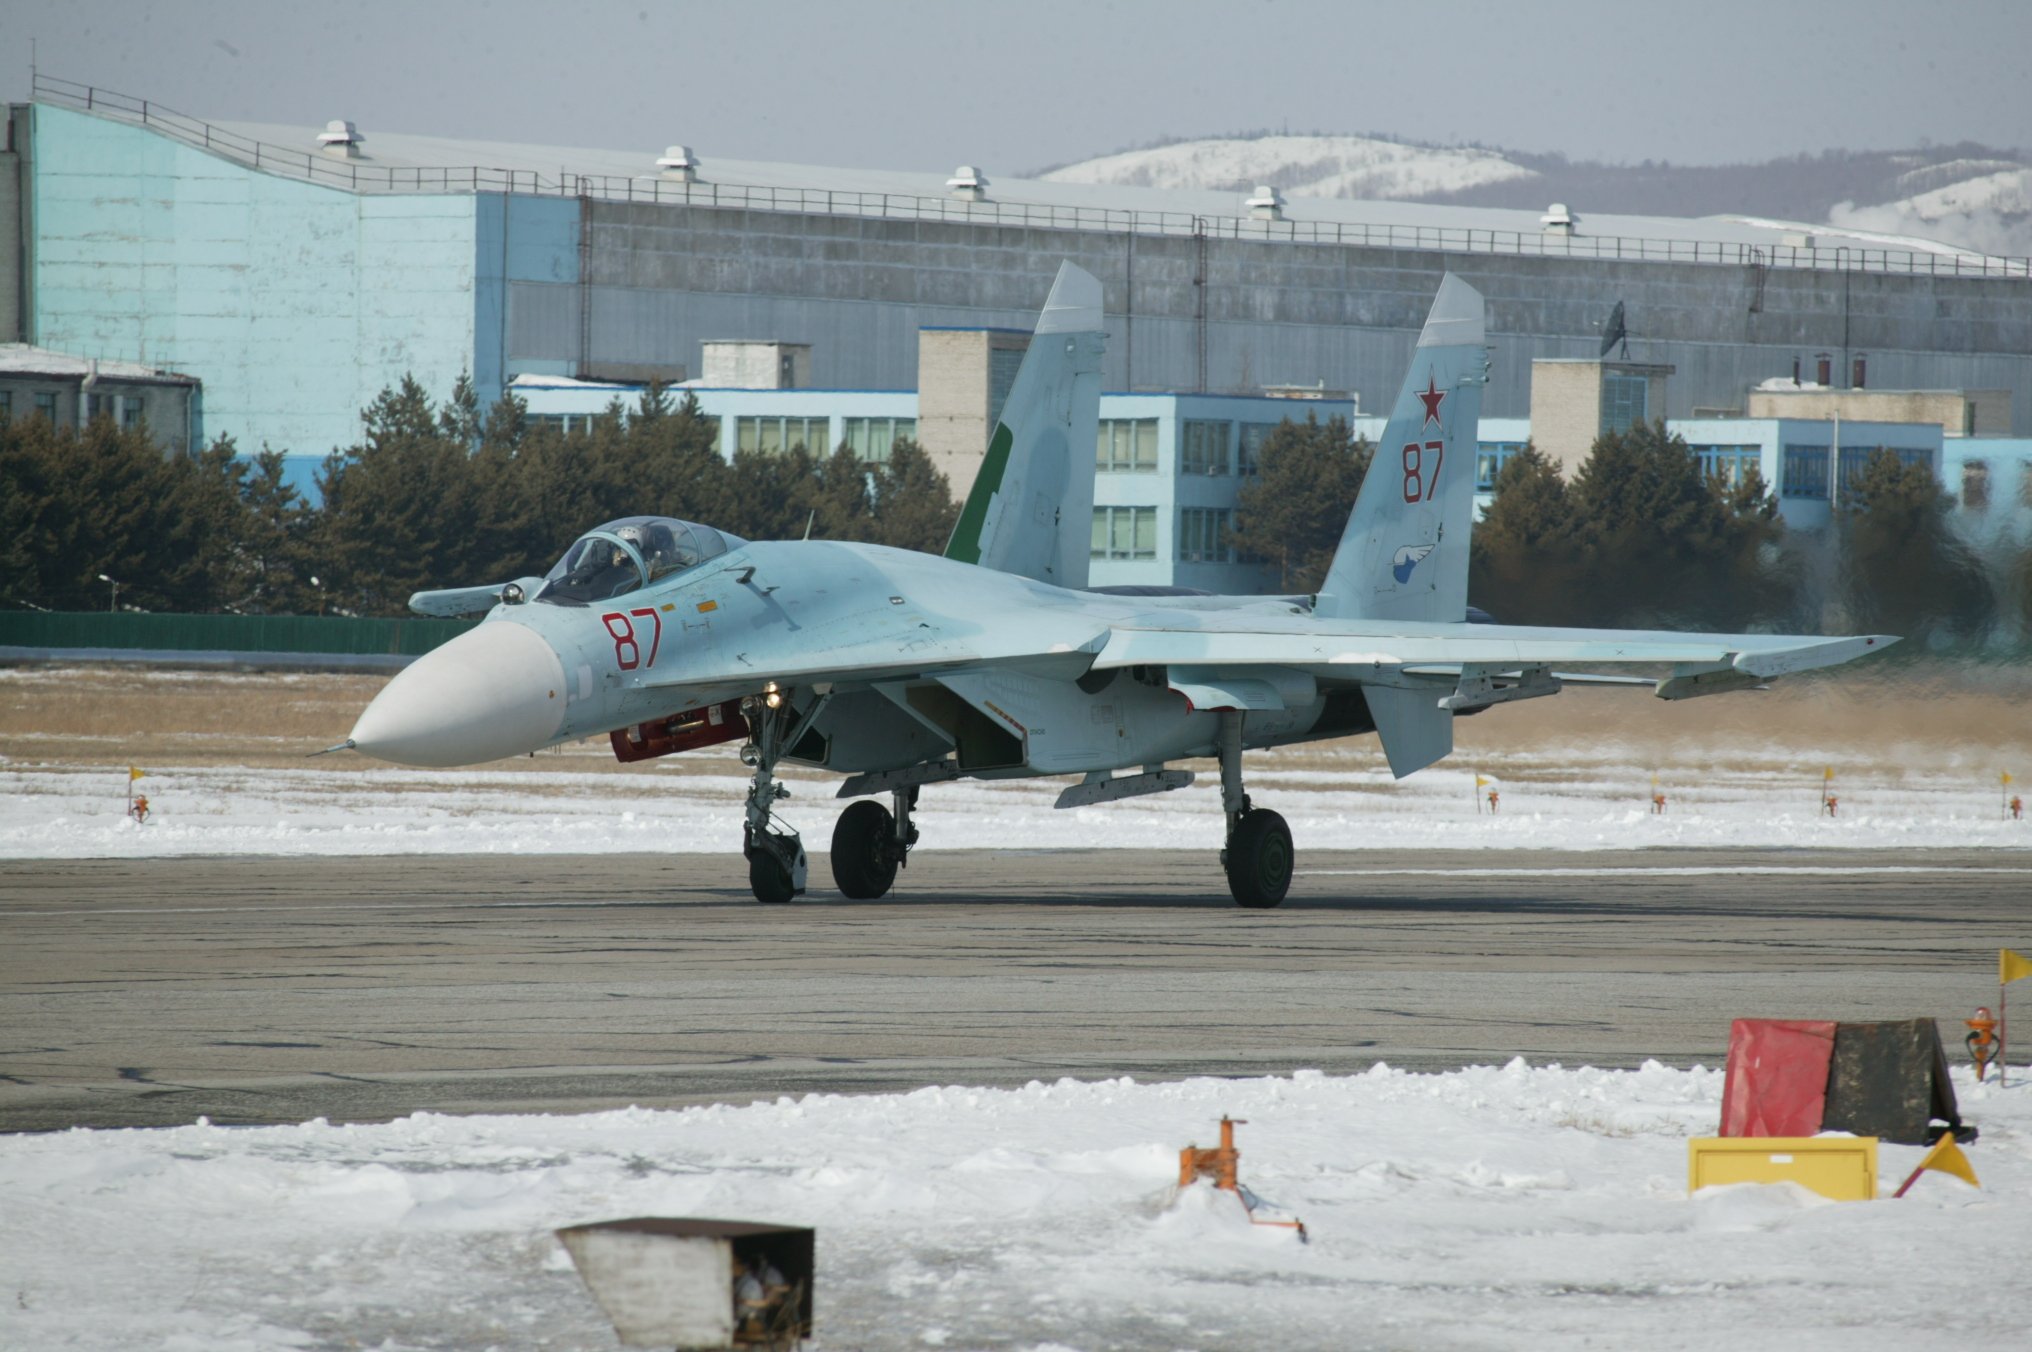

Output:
xmin=1091 ymin=621 xmax=1893 ymax=682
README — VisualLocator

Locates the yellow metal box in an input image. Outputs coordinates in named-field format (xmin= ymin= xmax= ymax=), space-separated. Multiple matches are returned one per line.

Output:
xmin=1687 ymin=1136 xmax=1878 ymax=1201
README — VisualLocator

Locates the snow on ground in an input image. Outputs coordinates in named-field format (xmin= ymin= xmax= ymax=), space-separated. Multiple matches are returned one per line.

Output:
xmin=3 ymin=746 xmax=2028 ymax=858
xmin=3 ymin=1062 xmax=2027 ymax=1351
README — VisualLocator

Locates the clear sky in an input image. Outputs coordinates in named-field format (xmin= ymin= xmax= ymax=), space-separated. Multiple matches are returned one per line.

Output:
xmin=8 ymin=0 xmax=2029 ymax=174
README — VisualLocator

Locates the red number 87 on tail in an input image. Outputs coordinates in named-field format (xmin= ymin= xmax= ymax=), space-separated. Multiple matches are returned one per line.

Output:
xmin=1401 ymin=440 xmax=1445 ymax=503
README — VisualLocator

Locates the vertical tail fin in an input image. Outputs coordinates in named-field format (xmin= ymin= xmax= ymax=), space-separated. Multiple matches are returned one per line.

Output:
xmin=1316 ymin=274 xmax=1487 ymax=622
xmin=943 ymin=261 xmax=1105 ymax=587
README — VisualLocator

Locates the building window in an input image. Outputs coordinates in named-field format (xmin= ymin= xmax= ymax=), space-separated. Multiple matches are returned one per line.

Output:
xmin=1178 ymin=507 xmax=1233 ymax=563
xmin=1961 ymin=461 xmax=1990 ymax=511
xmin=0 ymin=390 xmax=10 ymax=421
xmin=1691 ymin=444 xmax=1762 ymax=488
xmin=1475 ymin=441 xmax=1524 ymax=490
xmin=842 ymin=416 xmax=916 ymax=466
xmin=34 ymin=391 xmax=58 ymax=423
xmin=1091 ymin=505 xmax=1157 ymax=560
xmin=1180 ymin=420 xmax=1231 ymax=476
xmin=1600 ymin=373 xmax=1648 ymax=434
xmin=736 ymin=415 xmax=831 ymax=456
xmin=1838 ymin=446 xmax=1931 ymax=493
xmin=1238 ymin=423 xmax=1276 ymax=476
xmin=1782 ymin=444 xmax=1830 ymax=498
xmin=120 ymin=398 xmax=143 ymax=430
xmin=87 ymin=393 xmax=110 ymax=422
xmin=1096 ymin=419 xmax=1158 ymax=473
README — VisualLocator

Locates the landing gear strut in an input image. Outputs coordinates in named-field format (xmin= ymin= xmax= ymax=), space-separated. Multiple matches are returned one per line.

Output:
xmin=1217 ymin=711 xmax=1292 ymax=909
xmin=830 ymin=785 xmax=919 ymax=899
xmin=740 ymin=691 xmax=808 ymax=904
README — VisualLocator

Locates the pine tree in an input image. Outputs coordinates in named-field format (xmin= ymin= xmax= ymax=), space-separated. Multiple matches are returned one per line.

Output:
xmin=1565 ymin=421 xmax=1790 ymax=628
xmin=868 ymin=438 xmax=958 ymax=553
xmin=1230 ymin=414 xmax=1369 ymax=592
xmin=237 ymin=447 xmax=314 ymax=613
xmin=1840 ymin=448 xmax=1992 ymax=640
xmin=1468 ymin=443 xmax=1583 ymax=623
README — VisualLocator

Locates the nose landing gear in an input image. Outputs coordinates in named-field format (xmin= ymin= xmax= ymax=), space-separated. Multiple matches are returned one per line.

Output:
xmin=740 ymin=692 xmax=809 ymax=904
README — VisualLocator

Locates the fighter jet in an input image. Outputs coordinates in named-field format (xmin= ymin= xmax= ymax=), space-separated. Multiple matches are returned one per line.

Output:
xmin=339 ymin=263 xmax=1893 ymax=906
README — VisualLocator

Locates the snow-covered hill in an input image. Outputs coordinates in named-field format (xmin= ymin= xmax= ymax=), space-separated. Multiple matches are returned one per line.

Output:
xmin=1039 ymin=133 xmax=1536 ymax=200
xmin=1830 ymin=165 xmax=2032 ymax=258
xmin=1041 ymin=134 xmax=2032 ymax=255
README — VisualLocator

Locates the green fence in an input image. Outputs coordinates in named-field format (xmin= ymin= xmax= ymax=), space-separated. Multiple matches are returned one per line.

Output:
xmin=0 ymin=611 xmax=477 ymax=657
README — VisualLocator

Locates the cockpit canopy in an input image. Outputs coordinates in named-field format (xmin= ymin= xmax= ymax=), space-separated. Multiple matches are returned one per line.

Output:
xmin=535 ymin=516 xmax=743 ymax=605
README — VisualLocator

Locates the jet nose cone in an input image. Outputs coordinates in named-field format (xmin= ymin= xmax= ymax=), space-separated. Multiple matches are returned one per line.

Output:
xmin=349 ymin=621 xmax=567 ymax=767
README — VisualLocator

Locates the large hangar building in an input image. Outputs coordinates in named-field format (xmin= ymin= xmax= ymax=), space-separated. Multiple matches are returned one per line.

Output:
xmin=5 ymin=76 xmax=2030 ymax=516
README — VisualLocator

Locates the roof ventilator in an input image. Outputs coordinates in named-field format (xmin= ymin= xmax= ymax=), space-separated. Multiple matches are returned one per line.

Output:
xmin=656 ymin=145 xmax=700 ymax=183
xmin=947 ymin=165 xmax=988 ymax=202
xmin=316 ymin=120 xmax=364 ymax=159
xmin=1540 ymin=202 xmax=1577 ymax=236
xmin=1246 ymin=184 xmax=1285 ymax=221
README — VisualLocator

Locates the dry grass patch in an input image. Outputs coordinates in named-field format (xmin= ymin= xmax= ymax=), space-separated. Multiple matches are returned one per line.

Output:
xmin=1 ymin=662 xmax=2025 ymax=782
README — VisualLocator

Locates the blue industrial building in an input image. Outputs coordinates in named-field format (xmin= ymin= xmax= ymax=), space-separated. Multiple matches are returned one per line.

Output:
xmin=4 ymin=76 xmax=2026 ymax=596
xmin=9 ymin=75 xmax=2032 ymax=471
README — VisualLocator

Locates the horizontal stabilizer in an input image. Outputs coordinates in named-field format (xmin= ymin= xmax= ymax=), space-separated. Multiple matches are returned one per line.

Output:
xmin=1365 ymin=684 xmax=1453 ymax=778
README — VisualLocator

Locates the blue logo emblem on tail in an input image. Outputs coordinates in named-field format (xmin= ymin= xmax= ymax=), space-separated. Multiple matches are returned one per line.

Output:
xmin=1391 ymin=544 xmax=1435 ymax=584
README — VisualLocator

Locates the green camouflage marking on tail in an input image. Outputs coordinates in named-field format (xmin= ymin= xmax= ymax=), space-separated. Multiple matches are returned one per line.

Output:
xmin=944 ymin=261 xmax=1105 ymax=587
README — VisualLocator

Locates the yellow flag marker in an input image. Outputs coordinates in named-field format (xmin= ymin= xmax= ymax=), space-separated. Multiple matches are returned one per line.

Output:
xmin=1893 ymin=1134 xmax=1980 ymax=1197
xmin=129 ymin=767 xmax=146 ymax=781
xmin=1998 ymin=948 xmax=2032 ymax=1087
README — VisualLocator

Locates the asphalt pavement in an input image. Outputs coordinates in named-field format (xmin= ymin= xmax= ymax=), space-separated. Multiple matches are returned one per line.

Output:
xmin=2 ymin=848 xmax=2025 ymax=1131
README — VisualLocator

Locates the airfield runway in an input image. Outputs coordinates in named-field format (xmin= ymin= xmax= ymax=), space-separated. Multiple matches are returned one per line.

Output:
xmin=2 ymin=847 xmax=2026 ymax=1132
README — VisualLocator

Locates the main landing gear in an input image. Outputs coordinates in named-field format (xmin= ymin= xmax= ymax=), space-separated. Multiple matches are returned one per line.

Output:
xmin=829 ymin=784 xmax=919 ymax=900
xmin=1217 ymin=711 xmax=1292 ymax=909
xmin=740 ymin=691 xmax=807 ymax=904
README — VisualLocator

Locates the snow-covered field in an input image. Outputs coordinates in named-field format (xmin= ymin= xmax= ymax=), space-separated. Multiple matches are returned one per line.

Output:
xmin=7 ymin=670 xmax=2029 ymax=1349
xmin=4 ymin=747 xmax=2028 ymax=858
xmin=3 ymin=1062 xmax=2027 ymax=1351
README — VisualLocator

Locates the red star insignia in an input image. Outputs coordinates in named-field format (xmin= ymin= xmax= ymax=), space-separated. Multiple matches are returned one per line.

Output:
xmin=1417 ymin=375 xmax=1446 ymax=428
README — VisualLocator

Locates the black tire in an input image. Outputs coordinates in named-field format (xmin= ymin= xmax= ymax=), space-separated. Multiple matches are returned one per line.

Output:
xmin=748 ymin=848 xmax=797 ymax=904
xmin=1225 ymin=808 xmax=1293 ymax=909
xmin=830 ymin=799 xmax=900 ymax=899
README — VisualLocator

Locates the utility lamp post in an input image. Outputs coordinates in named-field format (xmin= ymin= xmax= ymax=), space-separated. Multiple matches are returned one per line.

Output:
xmin=96 ymin=573 xmax=119 ymax=613
xmin=310 ymin=575 xmax=326 ymax=617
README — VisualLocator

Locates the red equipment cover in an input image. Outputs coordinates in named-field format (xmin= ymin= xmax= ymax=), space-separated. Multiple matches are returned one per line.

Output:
xmin=1718 ymin=1018 xmax=1837 ymax=1137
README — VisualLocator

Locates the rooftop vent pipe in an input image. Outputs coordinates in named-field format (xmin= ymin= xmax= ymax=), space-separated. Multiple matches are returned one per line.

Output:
xmin=316 ymin=120 xmax=364 ymax=159
xmin=1246 ymin=184 xmax=1285 ymax=221
xmin=656 ymin=144 xmax=700 ymax=183
xmin=1540 ymin=202 xmax=1577 ymax=236
xmin=947 ymin=165 xmax=988 ymax=202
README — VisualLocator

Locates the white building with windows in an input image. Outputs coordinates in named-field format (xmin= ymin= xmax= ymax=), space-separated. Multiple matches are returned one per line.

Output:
xmin=511 ymin=367 xmax=1980 ymax=594
xmin=1671 ymin=418 xmax=1942 ymax=531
